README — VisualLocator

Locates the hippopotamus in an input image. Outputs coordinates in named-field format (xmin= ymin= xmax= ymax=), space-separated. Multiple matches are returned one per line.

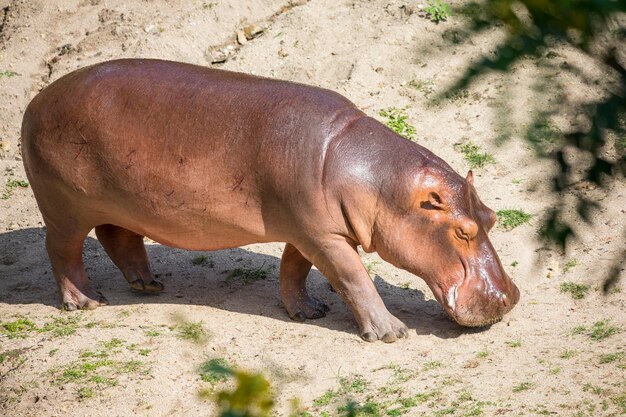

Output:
xmin=21 ymin=59 xmax=519 ymax=342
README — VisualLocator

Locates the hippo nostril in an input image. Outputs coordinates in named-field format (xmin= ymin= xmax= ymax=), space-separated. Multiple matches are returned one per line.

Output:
xmin=501 ymin=294 xmax=509 ymax=308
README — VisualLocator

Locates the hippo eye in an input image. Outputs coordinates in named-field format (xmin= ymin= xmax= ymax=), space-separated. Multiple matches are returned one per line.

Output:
xmin=456 ymin=228 xmax=470 ymax=242
xmin=456 ymin=220 xmax=478 ymax=242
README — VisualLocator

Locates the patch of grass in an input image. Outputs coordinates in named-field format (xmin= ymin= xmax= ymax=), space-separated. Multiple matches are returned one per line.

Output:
xmin=384 ymin=363 xmax=417 ymax=383
xmin=510 ymin=260 xmax=519 ymax=267
xmin=434 ymin=407 xmax=457 ymax=416
xmin=560 ymin=349 xmax=576 ymax=359
xmin=1 ymin=318 xmax=37 ymax=339
xmin=364 ymin=260 xmax=380 ymax=277
xmin=0 ymin=349 xmax=23 ymax=364
xmin=226 ymin=265 xmax=270 ymax=285
xmin=446 ymin=89 xmax=470 ymax=102
xmin=476 ymin=351 xmax=489 ymax=358
xmin=454 ymin=141 xmax=495 ymax=168
xmin=549 ymin=366 xmax=561 ymax=374
xmin=423 ymin=360 xmax=443 ymax=371
xmin=54 ymin=356 xmax=148 ymax=399
xmin=589 ymin=320 xmax=619 ymax=341
xmin=424 ymin=0 xmax=451 ymax=23
xmin=138 ymin=349 xmax=151 ymax=357
xmin=77 ymin=387 xmax=94 ymax=399
xmin=339 ymin=376 xmax=368 ymax=393
xmin=563 ymin=258 xmax=578 ymax=272
xmin=313 ymin=390 xmax=339 ymax=407
xmin=1 ymin=179 xmax=29 ymax=199
xmin=506 ymin=339 xmax=522 ymax=348
xmin=0 ymin=70 xmax=18 ymax=77
xmin=572 ymin=320 xmax=620 ymax=341
xmin=192 ymin=255 xmax=213 ymax=266
xmin=103 ymin=338 xmax=124 ymax=349
xmin=338 ymin=401 xmax=382 ymax=416
xmin=379 ymin=107 xmax=417 ymax=141
xmin=496 ymin=209 xmax=532 ymax=230
xmin=145 ymin=330 xmax=160 ymax=337
xmin=80 ymin=350 xmax=109 ymax=359
xmin=313 ymin=375 xmax=370 ymax=408
xmin=512 ymin=382 xmax=534 ymax=392
xmin=176 ymin=321 xmax=209 ymax=344
xmin=199 ymin=358 xmax=231 ymax=384
xmin=408 ymin=78 xmax=435 ymax=96
xmin=613 ymin=392 xmax=626 ymax=413
xmin=39 ymin=315 xmax=82 ymax=337
xmin=560 ymin=281 xmax=589 ymax=299
xmin=528 ymin=120 xmax=563 ymax=146
xmin=599 ymin=352 xmax=624 ymax=364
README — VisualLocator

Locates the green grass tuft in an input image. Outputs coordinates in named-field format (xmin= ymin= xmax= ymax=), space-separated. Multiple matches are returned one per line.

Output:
xmin=176 ymin=321 xmax=209 ymax=344
xmin=496 ymin=209 xmax=532 ymax=230
xmin=599 ymin=352 xmax=624 ymax=364
xmin=572 ymin=320 xmax=620 ymax=341
xmin=226 ymin=265 xmax=271 ymax=285
xmin=589 ymin=320 xmax=619 ymax=341
xmin=379 ymin=107 xmax=417 ymax=141
xmin=563 ymin=258 xmax=578 ymax=272
xmin=199 ymin=358 xmax=232 ymax=384
xmin=454 ymin=141 xmax=495 ymax=168
xmin=1 ymin=179 xmax=29 ymax=200
xmin=1 ymin=318 xmax=37 ymax=339
xmin=512 ymin=382 xmax=534 ymax=392
xmin=506 ymin=339 xmax=522 ymax=348
xmin=560 ymin=282 xmax=589 ymax=299
xmin=560 ymin=349 xmax=576 ymax=359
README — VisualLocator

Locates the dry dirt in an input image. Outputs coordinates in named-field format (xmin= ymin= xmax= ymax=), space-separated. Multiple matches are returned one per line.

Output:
xmin=0 ymin=1 xmax=624 ymax=416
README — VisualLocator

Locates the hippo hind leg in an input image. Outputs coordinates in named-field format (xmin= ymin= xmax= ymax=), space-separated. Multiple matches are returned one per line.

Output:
xmin=94 ymin=224 xmax=163 ymax=293
xmin=280 ymin=243 xmax=330 ymax=321
xmin=45 ymin=226 xmax=108 ymax=310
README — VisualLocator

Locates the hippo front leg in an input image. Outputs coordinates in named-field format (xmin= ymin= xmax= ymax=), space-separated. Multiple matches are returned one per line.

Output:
xmin=305 ymin=239 xmax=408 ymax=343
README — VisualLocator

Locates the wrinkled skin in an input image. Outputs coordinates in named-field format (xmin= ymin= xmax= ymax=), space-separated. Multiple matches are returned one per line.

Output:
xmin=21 ymin=59 xmax=519 ymax=342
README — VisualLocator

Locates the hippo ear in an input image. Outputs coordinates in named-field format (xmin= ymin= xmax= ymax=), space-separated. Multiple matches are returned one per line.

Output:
xmin=428 ymin=191 xmax=445 ymax=210
xmin=466 ymin=170 xmax=474 ymax=185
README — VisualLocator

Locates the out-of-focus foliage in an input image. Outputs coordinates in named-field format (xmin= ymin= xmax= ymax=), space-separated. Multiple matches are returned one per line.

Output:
xmin=444 ymin=0 xmax=625 ymax=290
xmin=208 ymin=361 xmax=274 ymax=417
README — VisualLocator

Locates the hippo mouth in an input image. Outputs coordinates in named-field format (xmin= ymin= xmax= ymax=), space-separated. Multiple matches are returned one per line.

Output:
xmin=450 ymin=315 xmax=503 ymax=327
xmin=443 ymin=282 xmax=504 ymax=328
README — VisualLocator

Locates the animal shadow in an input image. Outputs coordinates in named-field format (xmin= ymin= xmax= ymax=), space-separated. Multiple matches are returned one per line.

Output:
xmin=0 ymin=227 xmax=484 ymax=339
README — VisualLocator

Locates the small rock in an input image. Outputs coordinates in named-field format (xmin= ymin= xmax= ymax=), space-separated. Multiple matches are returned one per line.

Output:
xmin=236 ymin=30 xmax=247 ymax=45
xmin=208 ymin=48 xmax=230 ymax=64
xmin=144 ymin=24 xmax=158 ymax=34
xmin=243 ymin=24 xmax=264 ymax=40
xmin=278 ymin=47 xmax=288 ymax=57
xmin=58 ymin=43 xmax=73 ymax=56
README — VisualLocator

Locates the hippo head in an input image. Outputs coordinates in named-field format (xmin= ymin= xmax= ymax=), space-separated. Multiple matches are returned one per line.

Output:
xmin=373 ymin=168 xmax=520 ymax=327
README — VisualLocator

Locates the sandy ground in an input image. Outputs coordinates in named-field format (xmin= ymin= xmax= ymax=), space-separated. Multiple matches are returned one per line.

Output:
xmin=0 ymin=1 xmax=624 ymax=416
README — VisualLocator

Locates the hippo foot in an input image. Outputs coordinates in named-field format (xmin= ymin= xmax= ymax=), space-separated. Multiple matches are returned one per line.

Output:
xmin=359 ymin=312 xmax=409 ymax=343
xmin=129 ymin=279 xmax=164 ymax=293
xmin=61 ymin=290 xmax=108 ymax=311
xmin=287 ymin=295 xmax=330 ymax=322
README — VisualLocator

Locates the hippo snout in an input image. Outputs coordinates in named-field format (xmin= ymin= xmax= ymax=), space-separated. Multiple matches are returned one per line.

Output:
xmin=447 ymin=274 xmax=520 ymax=328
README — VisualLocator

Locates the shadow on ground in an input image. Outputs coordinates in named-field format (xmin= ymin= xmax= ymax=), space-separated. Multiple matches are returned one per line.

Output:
xmin=0 ymin=227 xmax=490 ymax=339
